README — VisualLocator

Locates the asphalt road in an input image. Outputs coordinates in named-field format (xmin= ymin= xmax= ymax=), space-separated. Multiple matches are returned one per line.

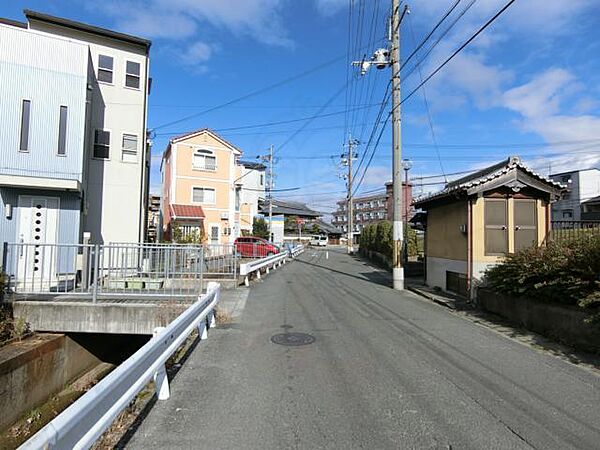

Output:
xmin=128 ymin=247 xmax=600 ymax=449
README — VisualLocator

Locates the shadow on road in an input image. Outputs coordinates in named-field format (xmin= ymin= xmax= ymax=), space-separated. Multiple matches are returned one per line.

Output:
xmin=296 ymin=258 xmax=391 ymax=288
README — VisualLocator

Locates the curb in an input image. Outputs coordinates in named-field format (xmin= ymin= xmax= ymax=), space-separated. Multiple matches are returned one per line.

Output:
xmin=407 ymin=285 xmax=456 ymax=310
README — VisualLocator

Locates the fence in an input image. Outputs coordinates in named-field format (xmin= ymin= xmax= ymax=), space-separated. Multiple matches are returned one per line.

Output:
xmin=2 ymin=242 xmax=204 ymax=300
xmin=202 ymin=244 xmax=237 ymax=279
xmin=18 ymin=282 xmax=221 ymax=450
xmin=547 ymin=220 xmax=600 ymax=243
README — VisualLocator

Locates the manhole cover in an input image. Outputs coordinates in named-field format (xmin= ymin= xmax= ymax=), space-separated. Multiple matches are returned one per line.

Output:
xmin=271 ymin=332 xmax=315 ymax=346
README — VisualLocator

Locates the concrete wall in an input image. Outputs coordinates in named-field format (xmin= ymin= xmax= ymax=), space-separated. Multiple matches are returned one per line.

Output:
xmin=426 ymin=257 xmax=467 ymax=292
xmin=477 ymin=288 xmax=600 ymax=353
xmin=0 ymin=333 xmax=100 ymax=430
xmin=13 ymin=301 xmax=185 ymax=335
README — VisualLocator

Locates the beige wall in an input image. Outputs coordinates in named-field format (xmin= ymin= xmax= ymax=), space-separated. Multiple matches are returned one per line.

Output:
xmin=426 ymin=201 xmax=468 ymax=261
xmin=169 ymin=131 xmax=240 ymax=244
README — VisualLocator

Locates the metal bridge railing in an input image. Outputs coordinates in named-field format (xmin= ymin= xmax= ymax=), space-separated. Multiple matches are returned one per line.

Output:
xmin=2 ymin=242 xmax=204 ymax=300
xmin=18 ymin=282 xmax=221 ymax=450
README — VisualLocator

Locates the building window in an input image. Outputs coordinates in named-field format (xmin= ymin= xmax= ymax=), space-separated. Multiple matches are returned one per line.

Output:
xmin=57 ymin=106 xmax=68 ymax=155
xmin=122 ymin=134 xmax=138 ymax=162
xmin=484 ymin=198 xmax=508 ymax=256
xmin=125 ymin=61 xmax=141 ymax=89
xmin=98 ymin=55 xmax=114 ymax=83
xmin=192 ymin=187 xmax=216 ymax=204
xmin=192 ymin=149 xmax=216 ymax=170
xmin=260 ymin=174 xmax=264 ymax=186
xmin=19 ymin=99 xmax=31 ymax=152
xmin=93 ymin=130 xmax=110 ymax=159
xmin=235 ymin=187 xmax=241 ymax=212
xmin=562 ymin=209 xmax=573 ymax=219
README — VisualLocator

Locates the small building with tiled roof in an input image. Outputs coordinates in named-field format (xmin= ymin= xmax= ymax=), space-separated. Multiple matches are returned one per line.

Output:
xmin=413 ymin=156 xmax=565 ymax=298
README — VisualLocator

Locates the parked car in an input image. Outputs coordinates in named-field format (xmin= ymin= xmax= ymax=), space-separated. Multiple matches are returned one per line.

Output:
xmin=310 ymin=235 xmax=328 ymax=247
xmin=234 ymin=237 xmax=280 ymax=258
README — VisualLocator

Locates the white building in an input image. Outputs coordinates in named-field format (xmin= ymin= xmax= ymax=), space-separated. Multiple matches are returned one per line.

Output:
xmin=25 ymin=10 xmax=152 ymax=244
xmin=550 ymin=168 xmax=600 ymax=221
xmin=238 ymin=160 xmax=266 ymax=235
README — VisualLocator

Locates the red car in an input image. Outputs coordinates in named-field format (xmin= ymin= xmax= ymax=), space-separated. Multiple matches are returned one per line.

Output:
xmin=234 ymin=237 xmax=280 ymax=258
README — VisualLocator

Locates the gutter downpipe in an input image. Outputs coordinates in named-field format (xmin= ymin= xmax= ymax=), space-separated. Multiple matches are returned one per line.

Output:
xmin=467 ymin=197 xmax=473 ymax=300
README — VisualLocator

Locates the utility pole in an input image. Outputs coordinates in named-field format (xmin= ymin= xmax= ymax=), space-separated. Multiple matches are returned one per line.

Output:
xmin=343 ymin=135 xmax=359 ymax=254
xmin=268 ymin=145 xmax=274 ymax=242
xmin=260 ymin=145 xmax=275 ymax=242
xmin=391 ymin=0 xmax=406 ymax=290
xmin=352 ymin=0 xmax=408 ymax=289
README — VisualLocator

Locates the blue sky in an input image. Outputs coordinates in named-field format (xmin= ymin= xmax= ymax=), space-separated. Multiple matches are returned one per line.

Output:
xmin=3 ymin=0 xmax=600 ymax=213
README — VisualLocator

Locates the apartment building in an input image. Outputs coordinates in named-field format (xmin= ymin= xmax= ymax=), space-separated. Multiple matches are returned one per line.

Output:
xmin=0 ymin=10 xmax=151 ymax=249
xmin=549 ymin=168 xmax=600 ymax=221
xmin=161 ymin=129 xmax=264 ymax=244
xmin=331 ymin=182 xmax=413 ymax=234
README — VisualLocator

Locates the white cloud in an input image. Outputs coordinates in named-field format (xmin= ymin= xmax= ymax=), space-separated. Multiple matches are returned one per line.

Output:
xmin=359 ymin=166 xmax=391 ymax=187
xmin=503 ymin=69 xmax=573 ymax=118
xmin=93 ymin=0 xmax=293 ymax=65
xmin=413 ymin=0 xmax=597 ymax=35
xmin=502 ymin=69 xmax=600 ymax=172
xmin=314 ymin=0 xmax=346 ymax=16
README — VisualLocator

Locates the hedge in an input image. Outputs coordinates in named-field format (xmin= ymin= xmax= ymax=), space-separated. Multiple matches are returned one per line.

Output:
xmin=358 ymin=221 xmax=419 ymax=258
xmin=484 ymin=233 xmax=600 ymax=325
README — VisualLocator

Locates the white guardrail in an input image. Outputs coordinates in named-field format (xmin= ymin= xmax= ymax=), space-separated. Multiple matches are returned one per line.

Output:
xmin=239 ymin=245 xmax=304 ymax=287
xmin=19 ymin=282 xmax=221 ymax=450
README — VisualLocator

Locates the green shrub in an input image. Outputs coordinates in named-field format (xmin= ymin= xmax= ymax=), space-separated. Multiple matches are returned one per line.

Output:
xmin=359 ymin=221 xmax=421 ymax=258
xmin=252 ymin=217 xmax=269 ymax=239
xmin=485 ymin=234 xmax=600 ymax=323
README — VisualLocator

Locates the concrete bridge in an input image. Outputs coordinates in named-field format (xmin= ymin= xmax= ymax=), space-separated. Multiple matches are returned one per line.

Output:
xmin=6 ymin=242 xmax=301 ymax=335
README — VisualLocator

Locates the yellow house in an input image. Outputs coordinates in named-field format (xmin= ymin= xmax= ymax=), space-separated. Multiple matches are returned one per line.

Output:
xmin=414 ymin=156 xmax=565 ymax=298
xmin=161 ymin=129 xmax=259 ymax=244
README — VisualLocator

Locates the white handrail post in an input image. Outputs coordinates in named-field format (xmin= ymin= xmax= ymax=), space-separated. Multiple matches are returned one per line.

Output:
xmin=198 ymin=318 xmax=208 ymax=340
xmin=152 ymin=327 xmax=170 ymax=400
xmin=154 ymin=365 xmax=170 ymax=400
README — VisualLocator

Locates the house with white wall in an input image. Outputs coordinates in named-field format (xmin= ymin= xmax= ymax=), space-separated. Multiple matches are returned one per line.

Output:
xmin=238 ymin=161 xmax=266 ymax=235
xmin=0 ymin=18 xmax=88 ymax=253
xmin=0 ymin=10 xmax=151 ymax=286
xmin=25 ymin=10 xmax=152 ymax=245
xmin=550 ymin=168 xmax=600 ymax=221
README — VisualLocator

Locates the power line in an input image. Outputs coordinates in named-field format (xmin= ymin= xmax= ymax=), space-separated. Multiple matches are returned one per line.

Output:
xmin=154 ymin=103 xmax=379 ymax=137
xmin=400 ymin=0 xmax=462 ymax=71
xmin=408 ymin=14 xmax=446 ymax=181
xmin=353 ymin=112 xmax=392 ymax=195
xmin=274 ymin=81 xmax=351 ymax=157
xmin=151 ymin=43 xmax=376 ymax=132
xmin=398 ymin=0 xmax=516 ymax=108
xmin=401 ymin=0 xmax=477 ymax=82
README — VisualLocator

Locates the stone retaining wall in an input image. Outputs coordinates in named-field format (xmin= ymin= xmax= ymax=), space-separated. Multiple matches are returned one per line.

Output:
xmin=477 ymin=288 xmax=600 ymax=353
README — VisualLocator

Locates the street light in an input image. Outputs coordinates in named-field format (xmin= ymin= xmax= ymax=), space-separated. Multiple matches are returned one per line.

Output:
xmin=402 ymin=159 xmax=412 ymax=263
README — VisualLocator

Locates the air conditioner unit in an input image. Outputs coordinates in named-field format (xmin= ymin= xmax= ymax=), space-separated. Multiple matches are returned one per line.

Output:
xmin=220 ymin=212 xmax=229 ymax=220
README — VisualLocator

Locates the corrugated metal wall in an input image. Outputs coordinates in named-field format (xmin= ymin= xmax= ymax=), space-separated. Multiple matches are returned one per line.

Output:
xmin=0 ymin=24 xmax=88 ymax=181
